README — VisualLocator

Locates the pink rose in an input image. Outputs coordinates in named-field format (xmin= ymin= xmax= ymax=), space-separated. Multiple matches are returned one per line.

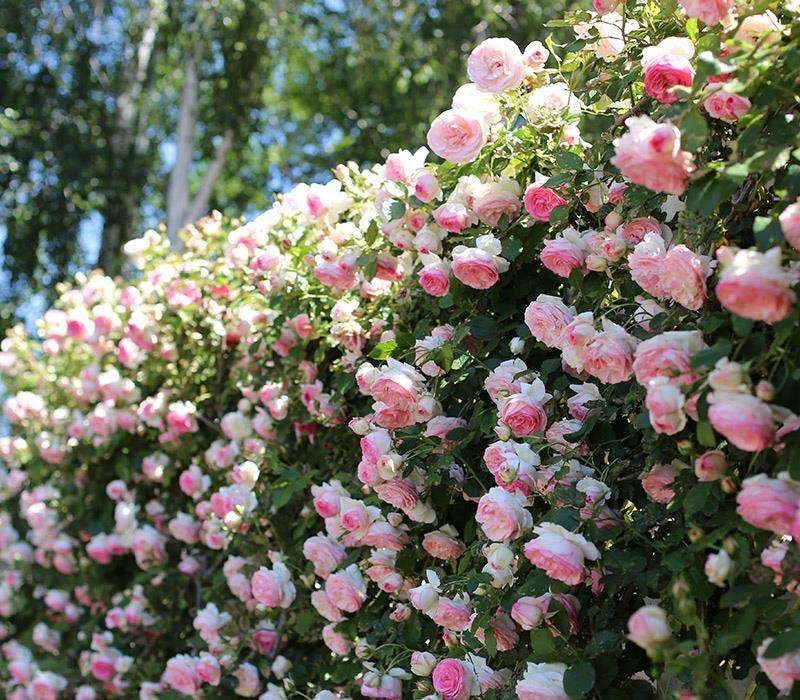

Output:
xmin=640 ymin=464 xmax=676 ymax=504
xmin=427 ymin=109 xmax=487 ymax=164
xmin=523 ymin=41 xmax=549 ymax=70
xmin=163 ymin=655 xmax=199 ymax=697
xmin=645 ymin=378 xmax=686 ymax=435
xmin=484 ymin=358 xmax=527 ymax=402
xmin=511 ymin=594 xmax=551 ymax=630
xmin=736 ymin=474 xmax=800 ymax=537
xmin=523 ymin=523 xmax=599 ymax=585
xmin=633 ymin=331 xmax=704 ymax=387
xmin=251 ymin=563 xmax=295 ymax=608
xmin=473 ymin=179 xmax=521 ymax=226
xmin=475 ymin=487 xmax=532 ymax=541
xmin=611 ymin=116 xmax=694 ymax=195
xmin=618 ymin=217 xmax=661 ymax=244
xmin=432 ymin=659 xmax=476 ymax=700
xmin=422 ymin=527 xmax=466 ymax=560
xmin=467 ymin=38 xmax=524 ymax=93
xmin=708 ymin=392 xmax=774 ymax=452
xmin=703 ymin=90 xmax=751 ymax=122
xmin=582 ymin=322 xmax=637 ymax=384
xmin=628 ymin=233 xmax=668 ymax=297
xmin=660 ymin=245 xmax=709 ymax=310
xmin=540 ymin=234 xmax=586 ymax=278
xmin=757 ymin=638 xmax=800 ymax=695
xmin=498 ymin=392 xmax=548 ymax=436
xmin=370 ymin=360 xmax=423 ymax=407
xmin=524 ymin=294 xmax=576 ymax=349
xmin=780 ymin=201 xmax=800 ymax=250
xmin=451 ymin=246 xmax=504 ymax=290
xmin=433 ymin=202 xmax=474 ymax=232
xmin=322 ymin=623 xmax=351 ymax=656
xmin=310 ymin=590 xmax=343 ymax=622
xmin=325 ymin=565 xmax=367 ymax=613
xmin=524 ymin=185 xmax=567 ymax=222
xmin=627 ymin=605 xmax=671 ymax=650
xmin=678 ymin=0 xmax=733 ymax=25
xmin=303 ymin=535 xmax=346 ymax=578
xmin=715 ymin=246 xmax=796 ymax=324
xmin=644 ymin=55 xmax=694 ymax=104
xmin=516 ymin=662 xmax=569 ymax=700
xmin=418 ymin=260 xmax=451 ymax=297
xmin=430 ymin=596 xmax=472 ymax=631
xmin=694 ymin=450 xmax=727 ymax=482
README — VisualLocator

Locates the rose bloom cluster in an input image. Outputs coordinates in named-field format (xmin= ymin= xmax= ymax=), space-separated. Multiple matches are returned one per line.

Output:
xmin=1 ymin=1 xmax=800 ymax=698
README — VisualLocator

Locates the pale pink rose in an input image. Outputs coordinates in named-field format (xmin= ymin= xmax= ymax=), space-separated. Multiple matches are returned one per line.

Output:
xmin=197 ymin=653 xmax=221 ymax=686
xmin=163 ymin=655 xmax=199 ymax=697
xmin=757 ymin=638 xmax=800 ymax=695
xmin=432 ymin=658 xmax=476 ymax=700
xmin=423 ymin=527 xmax=466 ymax=560
xmin=703 ymin=90 xmax=751 ymax=122
xmin=467 ymin=37 xmax=524 ymax=93
xmin=251 ymin=563 xmax=296 ymax=608
xmin=475 ymin=487 xmax=532 ymax=541
xmin=523 ymin=523 xmax=599 ymax=585
xmin=411 ymin=651 xmax=437 ymax=676
xmin=660 ymin=245 xmax=709 ymax=310
xmin=524 ymin=294 xmax=576 ymax=349
xmin=311 ymin=482 xmax=343 ymax=518
xmin=473 ymin=178 xmax=521 ymax=226
xmin=499 ymin=392 xmax=548 ymax=436
xmin=561 ymin=312 xmax=596 ymax=372
xmin=611 ymin=116 xmax=694 ymax=195
xmin=678 ymin=0 xmax=733 ymax=24
xmin=694 ymin=450 xmax=727 ymax=481
xmin=511 ymin=594 xmax=551 ymax=630
xmin=593 ymin=0 xmax=621 ymax=13
xmin=476 ymin=611 xmax=518 ymax=651
xmin=415 ymin=170 xmax=441 ymax=202
xmin=567 ymin=382 xmax=602 ymax=421
xmin=641 ymin=464 xmax=676 ymax=504
xmin=451 ymin=247 xmax=502 ymax=290
xmin=645 ymin=378 xmax=686 ymax=435
xmin=523 ymin=41 xmax=549 ymax=70
xmin=582 ymin=321 xmax=637 ymax=384
xmin=303 ymin=535 xmax=346 ymax=578
xmin=311 ymin=590 xmax=343 ymax=622
xmin=325 ymin=565 xmax=367 ymax=613
xmin=618 ymin=217 xmax=661 ymax=244
xmin=322 ymin=623 xmax=351 ymax=656
xmin=427 ymin=109 xmax=487 ymax=164
xmin=627 ymin=605 xmax=671 ymax=650
xmin=418 ymin=261 xmax=451 ymax=297
xmin=644 ymin=55 xmax=695 ymax=104
xmin=433 ymin=202 xmax=473 ymax=232
xmin=633 ymin=331 xmax=704 ymax=386
xmin=708 ymin=393 xmax=774 ymax=452
xmin=431 ymin=596 xmax=472 ymax=631
xmin=374 ymin=478 xmax=419 ymax=514
xmin=371 ymin=360 xmax=423 ymax=407
xmin=373 ymin=402 xmax=416 ymax=429
xmin=524 ymin=185 xmax=567 ymax=222
xmin=780 ymin=201 xmax=800 ymax=250
xmin=516 ymin=662 xmax=569 ymax=700
xmin=736 ymin=474 xmax=800 ymax=537
xmin=540 ymin=236 xmax=586 ymax=278
xmin=715 ymin=246 xmax=796 ymax=323
xmin=628 ymin=232 xmax=668 ymax=297
xmin=484 ymin=358 xmax=527 ymax=402
xmin=735 ymin=11 xmax=784 ymax=45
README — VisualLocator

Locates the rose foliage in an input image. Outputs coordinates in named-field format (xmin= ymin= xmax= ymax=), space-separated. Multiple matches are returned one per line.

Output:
xmin=2 ymin=1 xmax=800 ymax=698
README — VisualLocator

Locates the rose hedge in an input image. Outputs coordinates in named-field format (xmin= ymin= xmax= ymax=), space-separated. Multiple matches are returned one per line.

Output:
xmin=2 ymin=1 xmax=800 ymax=698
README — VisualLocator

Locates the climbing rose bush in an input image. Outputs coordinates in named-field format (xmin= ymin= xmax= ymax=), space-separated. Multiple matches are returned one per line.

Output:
xmin=2 ymin=1 xmax=800 ymax=698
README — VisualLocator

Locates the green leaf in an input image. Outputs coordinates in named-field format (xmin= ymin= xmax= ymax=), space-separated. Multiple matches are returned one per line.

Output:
xmin=731 ymin=315 xmax=754 ymax=337
xmin=753 ymin=216 xmax=784 ymax=251
xmin=763 ymin=628 xmax=800 ymax=659
xmin=684 ymin=481 xmax=712 ymax=516
xmin=696 ymin=420 xmax=716 ymax=448
xmin=564 ymin=662 xmax=595 ymax=699
xmin=469 ymin=315 xmax=497 ymax=339
xmin=501 ymin=236 xmax=524 ymax=261
xmin=556 ymin=151 xmax=584 ymax=171
xmin=681 ymin=108 xmax=709 ymax=152
xmin=368 ymin=339 xmax=398 ymax=360
xmin=691 ymin=340 xmax=732 ymax=369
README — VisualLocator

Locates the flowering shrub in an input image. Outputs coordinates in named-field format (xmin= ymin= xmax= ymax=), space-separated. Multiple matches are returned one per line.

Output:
xmin=2 ymin=1 xmax=800 ymax=698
